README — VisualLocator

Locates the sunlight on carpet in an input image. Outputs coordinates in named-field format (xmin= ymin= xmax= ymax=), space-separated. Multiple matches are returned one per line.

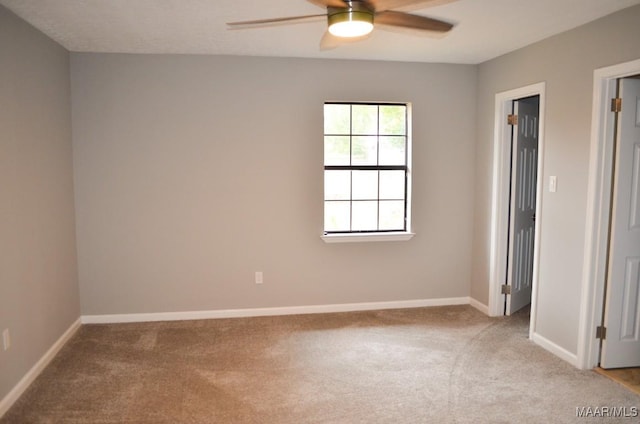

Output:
xmin=595 ymin=367 xmax=640 ymax=396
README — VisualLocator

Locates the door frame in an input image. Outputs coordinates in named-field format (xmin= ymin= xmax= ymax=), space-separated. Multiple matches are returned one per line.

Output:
xmin=489 ymin=82 xmax=546 ymax=337
xmin=578 ymin=57 xmax=640 ymax=369
xmin=488 ymin=82 xmax=546 ymax=324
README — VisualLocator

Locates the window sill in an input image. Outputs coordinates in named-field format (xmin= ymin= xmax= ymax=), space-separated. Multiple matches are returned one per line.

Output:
xmin=321 ymin=232 xmax=415 ymax=243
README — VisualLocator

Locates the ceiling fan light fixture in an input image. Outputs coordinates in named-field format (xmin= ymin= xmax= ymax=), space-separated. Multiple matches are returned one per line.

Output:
xmin=228 ymin=0 xmax=455 ymax=45
xmin=327 ymin=5 xmax=374 ymax=38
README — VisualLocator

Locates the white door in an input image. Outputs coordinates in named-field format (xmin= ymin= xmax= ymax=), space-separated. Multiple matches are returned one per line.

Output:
xmin=506 ymin=97 xmax=539 ymax=315
xmin=601 ymin=78 xmax=640 ymax=368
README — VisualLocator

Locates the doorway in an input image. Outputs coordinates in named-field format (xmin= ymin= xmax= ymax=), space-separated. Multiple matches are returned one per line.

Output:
xmin=580 ymin=58 xmax=640 ymax=370
xmin=598 ymin=75 xmax=640 ymax=369
xmin=489 ymin=83 xmax=546 ymax=339
xmin=505 ymin=96 xmax=540 ymax=316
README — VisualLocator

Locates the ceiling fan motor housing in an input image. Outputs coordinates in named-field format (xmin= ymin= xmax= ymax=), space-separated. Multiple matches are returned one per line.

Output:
xmin=327 ymin=2 xmax=375 ymax=37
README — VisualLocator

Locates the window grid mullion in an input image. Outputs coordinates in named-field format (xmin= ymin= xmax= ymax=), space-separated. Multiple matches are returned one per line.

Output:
xmin=377 ymin=170 xmax=381 ymax=231
xmin=376 ymin=105 xmax=381 ymax=231
xmin=324 ymin=165 xmax=406 ymax=171
xmin=349 ymin=170 xmax=353 ymax=232
xmin=349 ymin=105 xmax=353 ymax=232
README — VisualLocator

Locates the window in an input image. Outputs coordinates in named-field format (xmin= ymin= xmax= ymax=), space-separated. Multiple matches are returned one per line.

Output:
xmin=323 ymin=102 xmax=412 ymax=241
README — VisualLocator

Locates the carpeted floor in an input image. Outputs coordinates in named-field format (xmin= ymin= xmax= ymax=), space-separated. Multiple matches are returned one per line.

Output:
xmin=1 ymin=305 xmax=638 ymax=423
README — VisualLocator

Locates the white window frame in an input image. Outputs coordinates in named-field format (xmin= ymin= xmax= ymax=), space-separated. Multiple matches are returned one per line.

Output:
xmin=321 ymin=102 xmax=414 ymax=243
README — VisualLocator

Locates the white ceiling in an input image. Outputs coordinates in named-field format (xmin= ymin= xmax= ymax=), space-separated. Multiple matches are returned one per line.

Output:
xmin=2 ymin=0 xmax=639 ymax=64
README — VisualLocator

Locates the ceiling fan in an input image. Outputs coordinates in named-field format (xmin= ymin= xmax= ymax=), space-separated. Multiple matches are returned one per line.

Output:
xmin=227 ymin=0 xmax=455 ymax=46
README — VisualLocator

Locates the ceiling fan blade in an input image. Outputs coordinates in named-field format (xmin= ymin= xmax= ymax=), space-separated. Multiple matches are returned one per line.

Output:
xmin=307 ymin=0 xmax=349 ymax=8
xmin=366 ymin=0 xmax=456 ymax=12
xmin=227 ymin=14 xmax=326 ymax=27
xmin=375 ymin=10 xmax=453 ymax=32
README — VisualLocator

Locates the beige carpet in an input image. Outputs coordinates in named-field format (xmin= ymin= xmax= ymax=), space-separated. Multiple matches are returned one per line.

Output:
xmin=1 ymin=305 xmax=638 ymax=423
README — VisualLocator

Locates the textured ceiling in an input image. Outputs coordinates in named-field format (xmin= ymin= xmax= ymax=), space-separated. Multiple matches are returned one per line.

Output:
xmin=1 ymin=0 xmax=639 ymax=64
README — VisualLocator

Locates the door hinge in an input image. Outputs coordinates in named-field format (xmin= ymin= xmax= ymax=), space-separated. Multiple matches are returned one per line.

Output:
xmin=611 ymin=98 xmax=622 ymax=113
xmin=501 ymin=284 xmax=511 ymax=295
xmin=596 ymin=326 xmax=607 ymax=340
xmin=507 ymin=114 xmax=518 ymax=126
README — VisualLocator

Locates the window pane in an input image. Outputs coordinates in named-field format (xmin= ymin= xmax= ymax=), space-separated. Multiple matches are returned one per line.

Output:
xmin=325 ymin=201 xmax=350 ymax=232
xmin=352 ymin=105 xmax=378 ymax=135
xmin=324 ymin=136 xmax=350 ymax=165
xmin=324 ymin=104 xmax=350 ymax=134
xmin=379 ymin=201 xmax=405 ymax=230
xmin=352 ymin=170 xmax=378 ymax=200
xmin=379 ymin=170 xmax=405 ymax=199
xmin=324 ymin=170 xmax=350 ymax=200
xmin=379 ymin=105 xmax=406 ymax=135
xmin=352 ymin=201 xmax=378 ymax=231
xmin=379 ymin=136 xmax=406 ymax=165
xmin=351 ymin=136 xmax=377 ymax=165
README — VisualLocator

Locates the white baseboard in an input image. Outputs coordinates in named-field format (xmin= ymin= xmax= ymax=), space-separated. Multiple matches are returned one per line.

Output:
xmin=0 ymin=318 xmax=81 ymax=418
xmin=469 ymin=298 xmax=489 ymax=315
xmin=81 ymin=296 xmax=473 ymax=324
xmin=531 ymin=331 xmax=580 ymax=368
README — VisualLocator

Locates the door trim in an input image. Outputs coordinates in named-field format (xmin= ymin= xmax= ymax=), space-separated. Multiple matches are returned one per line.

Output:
xmin=579 ymin=58 xmax=640 ymax=370
xmin=489 ymin=83 xmax=545 ymax=340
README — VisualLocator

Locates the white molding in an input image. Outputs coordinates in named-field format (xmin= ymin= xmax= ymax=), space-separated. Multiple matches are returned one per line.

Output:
xmin=321 ymin=232 xmax=415 ymax=243
xmin=531 ymin=331 xmax=580 ymax=368
xmin=0 ymin=319 xmax=81 ymax=418
xmin=489 ymin=83 xmax=546 ymax=322
xmin=578 ymin=57 xmax=640 ymax=370
xmin=81 ymin=297 xmax=472 ymax=324
xmin=469 ymin=298 xmax=489 ymax=315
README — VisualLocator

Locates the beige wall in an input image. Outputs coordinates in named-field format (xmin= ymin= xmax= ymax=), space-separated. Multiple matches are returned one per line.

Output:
xmin=0 ymin=6 xmax=79 ymax=401
xmin=471 ymin=5 xmax=640 ymax=353
xmin=71 ymin=54 xmax=477 ymax=315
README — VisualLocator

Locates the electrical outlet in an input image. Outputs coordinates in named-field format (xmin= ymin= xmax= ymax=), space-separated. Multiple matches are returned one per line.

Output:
xmin=255 ymin=271 xmax=263 ymax=284
xmin=2 ymin=329 xmax=10 ymax=351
